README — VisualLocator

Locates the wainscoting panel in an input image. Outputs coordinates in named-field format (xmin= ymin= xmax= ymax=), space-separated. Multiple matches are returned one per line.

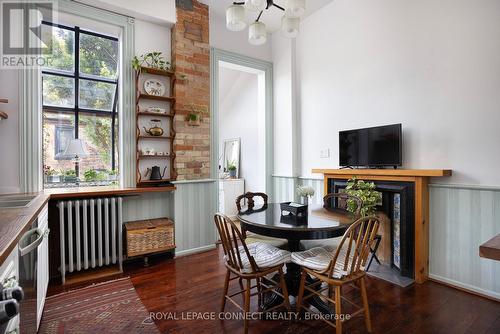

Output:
xmin=429 ymin=184 xmax=500 ymax=300
xmin=173 ymin=180 xmax=218 ymax=256
xmin=122 ymin=193 xmax=174 ymax=222
xmin=272 ymin=176 xmax=324 ymax=205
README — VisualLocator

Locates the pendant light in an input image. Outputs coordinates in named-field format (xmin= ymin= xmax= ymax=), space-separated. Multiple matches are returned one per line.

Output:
xmin=245 ymin=0 xmax=267 ymax=12
xmin=281 ymin=16 xmax=300 ymax=38
xmin=285 ymin=0 xmax=306 ymax=18
xmin=248 ymin=22 xmax=267 ymax=45
xmin=226 ymin=5 xmax=246 ymax=31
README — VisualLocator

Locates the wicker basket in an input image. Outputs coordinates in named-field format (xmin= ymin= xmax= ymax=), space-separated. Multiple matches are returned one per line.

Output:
xmin=125 ymin=218 xmax=175 ymax=257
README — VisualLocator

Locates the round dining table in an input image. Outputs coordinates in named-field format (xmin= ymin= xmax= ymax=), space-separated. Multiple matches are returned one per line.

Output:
xmin=237 ymin=203 xmax=356 ymax=313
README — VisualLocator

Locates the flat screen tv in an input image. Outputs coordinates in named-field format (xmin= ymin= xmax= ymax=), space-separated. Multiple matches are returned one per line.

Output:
xmin=339 ymin=124 xmax=402 ymax=168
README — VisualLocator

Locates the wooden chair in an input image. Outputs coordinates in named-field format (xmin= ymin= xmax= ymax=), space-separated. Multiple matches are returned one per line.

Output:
xmin=323 ymin=192 xmax=362 ymax=218
xmin=214 ymin=213 xmax=291 ymax=334
xmin=293 ymin=216 xmax=381 ymax=334
xmin=235 ymin=192 xmax=287 ymax=249
xmin=302 ymin=193 xmax=362 ymax=250
xmin=235 ymin=191 xmax=268 ymax=213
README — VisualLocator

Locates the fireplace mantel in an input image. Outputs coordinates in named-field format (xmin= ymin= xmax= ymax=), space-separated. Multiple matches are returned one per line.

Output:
xmin=313 ymin=168 xmax=452 ymax=283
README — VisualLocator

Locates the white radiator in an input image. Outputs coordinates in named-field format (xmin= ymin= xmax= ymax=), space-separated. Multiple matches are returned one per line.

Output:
xmin=57 ymin=197 xmax=123 ymax=284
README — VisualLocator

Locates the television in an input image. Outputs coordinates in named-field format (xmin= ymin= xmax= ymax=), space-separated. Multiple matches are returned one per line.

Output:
xmin=339 ymin=124 xmax=402 ymax=168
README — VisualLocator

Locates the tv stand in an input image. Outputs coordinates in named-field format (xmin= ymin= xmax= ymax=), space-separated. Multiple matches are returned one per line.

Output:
xmin=339 ymin=166 xmax=354 ymax=170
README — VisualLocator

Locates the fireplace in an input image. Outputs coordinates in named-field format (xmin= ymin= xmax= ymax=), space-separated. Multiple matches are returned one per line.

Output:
xmin=327 ymin=178 xmax=415 ymax=279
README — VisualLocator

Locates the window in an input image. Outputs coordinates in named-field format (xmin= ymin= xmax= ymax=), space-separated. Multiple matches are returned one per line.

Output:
xmin=42 ymin=22 xmax=119 ymax=188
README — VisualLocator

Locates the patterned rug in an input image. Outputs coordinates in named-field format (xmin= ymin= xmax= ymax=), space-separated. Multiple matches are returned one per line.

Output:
xmin=39 ymin=277 xmax=159 ymax=334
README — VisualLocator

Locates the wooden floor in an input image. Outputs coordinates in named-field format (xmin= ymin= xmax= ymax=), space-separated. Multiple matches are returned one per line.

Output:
xmin=49 ymin=247 xmax=500 ymax=334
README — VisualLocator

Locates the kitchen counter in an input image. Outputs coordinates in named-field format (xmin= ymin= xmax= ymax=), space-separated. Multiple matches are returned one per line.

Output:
xmin=0 ymin=193 xmax=50 ymax=264
xmin=0 ymin=185 xmax=176 ymax=264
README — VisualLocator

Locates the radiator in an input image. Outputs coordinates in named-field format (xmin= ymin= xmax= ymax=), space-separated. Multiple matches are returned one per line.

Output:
xmin=57 ymin=197 xmax=123 ymax=284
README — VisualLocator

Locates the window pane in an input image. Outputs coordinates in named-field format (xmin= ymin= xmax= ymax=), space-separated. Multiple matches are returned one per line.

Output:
xmin=43 ymin=111 xmax=76 ymax=183
xmin=42 ymin=25 xmax=75 ymax=72
xmin=79 ymin=33 xmax=118 ymax=79
xmin=79 ymin=80 xmax=116 ymax=111
xmin=42 ymin=74 xmax=75 ymax=108
xmin=78 ymin=113 xmax=118 ymax=176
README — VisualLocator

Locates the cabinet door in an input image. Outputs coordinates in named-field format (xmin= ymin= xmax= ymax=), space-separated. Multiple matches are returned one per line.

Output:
xmin=37 ymin=205 xmax=49 ymax=330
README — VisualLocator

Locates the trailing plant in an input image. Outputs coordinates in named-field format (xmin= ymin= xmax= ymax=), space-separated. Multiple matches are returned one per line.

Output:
xmin=345 ymin=177 xmax=382 ymax=217
xmin=132 ymin=52 xmax=171 ymax=71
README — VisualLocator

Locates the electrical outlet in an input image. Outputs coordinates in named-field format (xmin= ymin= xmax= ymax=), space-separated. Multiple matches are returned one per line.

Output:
xmin=320 ymin=148 xmax=330 ymax=159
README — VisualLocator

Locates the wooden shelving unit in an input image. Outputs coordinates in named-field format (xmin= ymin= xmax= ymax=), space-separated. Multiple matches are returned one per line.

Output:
xmin=135 ymin=66 xmax=177 ymax=187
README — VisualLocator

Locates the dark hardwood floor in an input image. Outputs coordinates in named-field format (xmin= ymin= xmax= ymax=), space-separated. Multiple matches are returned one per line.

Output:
xmin=48 ymin=246 xmax=500 ymax=334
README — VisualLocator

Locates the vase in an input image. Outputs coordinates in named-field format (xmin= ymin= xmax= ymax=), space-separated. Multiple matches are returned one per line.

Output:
xmin=300 ymin=196 xmax=309 ymax=205
xmin=229 ymin=169 xmax=237 ymax=178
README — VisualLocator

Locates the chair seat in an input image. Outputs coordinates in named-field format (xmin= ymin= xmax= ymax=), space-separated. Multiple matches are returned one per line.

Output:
xmin=245 ymin=233 xmax=288 ymax=249
xmin=300 ymin=237 xmax=341 ymax=250
xmin=231 ymin=242 xmax=291 ymax=273
xmin=291 ymin=244 xmax=362 ymax=279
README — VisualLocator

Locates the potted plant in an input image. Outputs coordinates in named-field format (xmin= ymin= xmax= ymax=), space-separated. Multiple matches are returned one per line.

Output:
xmin=345 ymin=177 xmax=382 ymax=217
xmin=227 ymin=161 xmax=237 ymax=178
xmin=63 ymin=169 xmax=77 ymax=183
xmin=84 ymin=169 xmax=98 ymax=182
xmin=297 ymin=185 xmax=315 ymax=205
xmin=187 ymin=112 xmax=200 ymax=126
xmin=132 ymin=52 xmax=171 ymax=71
xmin=44 ymin=166 xmax=61 ymax=183
xmin=107 ymin=169 xmax=118 ymax=181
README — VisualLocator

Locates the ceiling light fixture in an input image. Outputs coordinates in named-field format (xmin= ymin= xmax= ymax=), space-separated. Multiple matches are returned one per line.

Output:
xmin=225 ymin=0 xmax=306 ymax=45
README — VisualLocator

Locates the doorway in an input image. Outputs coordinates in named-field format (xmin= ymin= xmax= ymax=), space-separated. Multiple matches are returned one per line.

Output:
xmin=211 ymin=48 xmax=273 ymax=218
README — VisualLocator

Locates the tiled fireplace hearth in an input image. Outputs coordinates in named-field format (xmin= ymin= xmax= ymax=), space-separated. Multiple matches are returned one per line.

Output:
xmin=313 ymin=168 xmax=452 ymax=283
xmin=327 ymin=179 xmax=415 ymax=278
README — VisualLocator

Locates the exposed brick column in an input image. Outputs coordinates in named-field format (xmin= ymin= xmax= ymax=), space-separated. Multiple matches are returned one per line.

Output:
xmin=172 ymin=0 xmax=210 ymax=180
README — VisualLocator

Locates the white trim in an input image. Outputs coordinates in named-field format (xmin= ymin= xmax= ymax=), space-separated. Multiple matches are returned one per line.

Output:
xmin=429 ymin=274 xmax=500 ymax=302
xmin=175 ymin=244 xmax=217 ymax=257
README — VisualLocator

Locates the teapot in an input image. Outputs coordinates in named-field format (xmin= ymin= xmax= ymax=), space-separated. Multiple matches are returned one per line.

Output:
xmin=143 ymin=119 xmax=164 ymax=137
xmin=144 ymin=166 xmax=167 ymax=181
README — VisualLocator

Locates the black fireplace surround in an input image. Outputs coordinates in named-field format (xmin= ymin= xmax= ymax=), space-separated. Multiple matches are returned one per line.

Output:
xmin=327 ymin=178 xmax=415 ymax=278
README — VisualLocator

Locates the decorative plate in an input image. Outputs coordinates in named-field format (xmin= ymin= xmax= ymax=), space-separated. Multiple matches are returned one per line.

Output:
xmin=144 ymin=79 xmax=165 ymax=96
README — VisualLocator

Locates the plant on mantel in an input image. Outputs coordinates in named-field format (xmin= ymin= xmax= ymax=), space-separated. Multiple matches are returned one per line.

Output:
xmin=345 ymin=177 xmax=382 ymax=217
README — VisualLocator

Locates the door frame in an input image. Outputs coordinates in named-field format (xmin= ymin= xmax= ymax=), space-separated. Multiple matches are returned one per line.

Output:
xmin=210 ymin=48 xmax=274 ymax=201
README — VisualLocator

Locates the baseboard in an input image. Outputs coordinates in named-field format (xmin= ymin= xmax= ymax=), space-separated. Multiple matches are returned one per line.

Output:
xmin=175 ymin=244 xmax=217 ymax=257
xmin=428 ymin=274 xmax=500 ymax=302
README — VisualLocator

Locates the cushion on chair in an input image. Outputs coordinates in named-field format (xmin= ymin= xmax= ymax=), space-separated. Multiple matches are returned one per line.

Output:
xmin=245 ymin=234 xmax=288 ymax=249
xmin=291 ymin=243 xmax=362 ymax=279
xmin=300 ymin=237 xmax=341 ymax=250
xmin=229 ymin=242 xmax=291 ymax=273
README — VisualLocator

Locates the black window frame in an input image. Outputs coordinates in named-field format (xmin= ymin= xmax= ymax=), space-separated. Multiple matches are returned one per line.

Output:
xmin=42 ymin=21 xmax=120 ymax=170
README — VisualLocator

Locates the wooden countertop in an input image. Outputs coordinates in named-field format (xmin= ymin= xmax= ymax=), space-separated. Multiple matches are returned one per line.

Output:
xmin=0 ymin=193 xmax=50 ymax=264
xmin=45 ymin=185 xmax=176 ymax=199
xmin=312 ymin=168 xmax=452 ymax=177
xmin=480 ymin=234 xmax=500 ymax=261
xmin=0 ymin=185 xmax=176 ymax=264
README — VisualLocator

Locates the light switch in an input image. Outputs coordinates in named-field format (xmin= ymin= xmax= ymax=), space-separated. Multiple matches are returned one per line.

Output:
xmin=320 ymin=149 xmax=330 ymax=159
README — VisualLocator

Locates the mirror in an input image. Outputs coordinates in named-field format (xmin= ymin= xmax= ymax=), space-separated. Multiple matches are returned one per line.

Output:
xmin=223 ymin=138 xmax=240 ymax=178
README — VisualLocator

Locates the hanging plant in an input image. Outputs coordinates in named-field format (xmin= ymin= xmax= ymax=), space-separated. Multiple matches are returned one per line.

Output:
xmin=132 ymin=52 xmax=171 ymax=71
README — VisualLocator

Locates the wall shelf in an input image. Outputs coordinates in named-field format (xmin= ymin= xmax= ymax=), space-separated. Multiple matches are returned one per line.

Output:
xmin=135 ymin=68 xmax=177 ymax=187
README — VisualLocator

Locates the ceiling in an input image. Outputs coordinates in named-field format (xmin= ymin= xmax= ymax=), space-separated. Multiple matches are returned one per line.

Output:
xmin=205 ymin=0 xmax=334 ymax=32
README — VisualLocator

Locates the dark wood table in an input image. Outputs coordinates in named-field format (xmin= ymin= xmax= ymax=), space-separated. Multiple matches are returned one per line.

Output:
xmin=237 ymin=203 xmax=355 ymax=312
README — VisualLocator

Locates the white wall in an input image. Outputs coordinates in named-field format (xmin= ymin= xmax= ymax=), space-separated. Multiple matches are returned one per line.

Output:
xmin=274 ymin=0 xmax=500 ymax=186
xmin=219 ymin=67 xmax=265 ymax=192
xmin=210 ymin=13 xmax=272 ymax=62
xmin=135 ymin=19 xmax=171 ymax=59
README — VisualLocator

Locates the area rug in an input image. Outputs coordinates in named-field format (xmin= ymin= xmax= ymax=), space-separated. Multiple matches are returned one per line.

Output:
xmin=39 ymin=277 xmax=159 ymax=334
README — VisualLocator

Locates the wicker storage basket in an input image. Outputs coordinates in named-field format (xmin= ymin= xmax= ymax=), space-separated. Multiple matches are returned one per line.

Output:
xmin=125 ymin=218 xmax=175 ymax=257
